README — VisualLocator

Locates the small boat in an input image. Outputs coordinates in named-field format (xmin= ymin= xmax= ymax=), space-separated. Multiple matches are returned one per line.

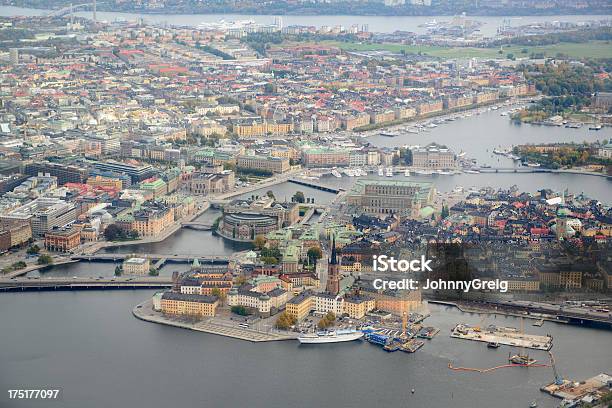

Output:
xmin=589 ymin=124 xmax=602 ymax=131
xmin=464 ymin=169 xmax=480 ymax=174
xmin=529 ymin=400 xmax=537 ymax=408
xmin=509 ymin=353 xmax=537 ymax=366
xmin=526 ymin=162 xmax=541 ymax=167
xmin=331 ymin=169 xmax=342 ymax=178
xmin=404 ymin=169 xmax=411 ymax=177
xmin=380 ymin=131 xmax=399 ymax=137
xmin=487 ymin=342 xmax=500 ymax=349
xmin=386 ymin=168 xmax=393 ymax=177
xmin=378 ymin=167 xmax=384 ymax=176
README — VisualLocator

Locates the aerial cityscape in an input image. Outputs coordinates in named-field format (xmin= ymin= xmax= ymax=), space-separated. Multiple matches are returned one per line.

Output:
xmin=0 ymin=3 xmax=610 ymax=408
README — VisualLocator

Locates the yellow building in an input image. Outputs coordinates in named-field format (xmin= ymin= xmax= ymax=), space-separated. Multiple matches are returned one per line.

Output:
xmin=506 ymin=278 xmax=540 ymax=292
xmin=285 ymin=291 xmax=313 ymax=321
xmin=344 ymin=296 xmax=376 ymax=319
xmin=160 ymin=292 xmax=218 ymax=317
xmin=122 ymin=257 xmax=150 ymax=275
xmin=560 ymin=270 xmax=582 ymax=289
xmin=86 ymin=175 xmax=123 ymax=190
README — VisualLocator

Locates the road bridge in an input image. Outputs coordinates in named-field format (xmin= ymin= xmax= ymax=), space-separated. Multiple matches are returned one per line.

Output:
xmin=287 ymin=178 xmax=343 ymax=193
xmin=0 ymin=277 xmax=172 ymax=292
xmin=72 ymin=253 xmax=230 ymax=264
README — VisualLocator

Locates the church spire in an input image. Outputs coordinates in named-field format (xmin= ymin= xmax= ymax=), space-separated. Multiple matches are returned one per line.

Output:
xmin=330 ymin=236 xmax=337 ymax=265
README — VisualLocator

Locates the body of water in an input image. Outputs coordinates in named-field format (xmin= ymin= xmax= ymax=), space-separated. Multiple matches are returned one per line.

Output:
xmin=1 ymin=6 xmax=609 ymax=35
xmin=0 ymin=291 xmax=610 ymax=408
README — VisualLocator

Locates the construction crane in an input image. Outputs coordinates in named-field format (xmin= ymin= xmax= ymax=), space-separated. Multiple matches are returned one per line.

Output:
xmin=401 ymin=311 xmax=408 ymax=339
xmin=548 ymin=351 xmax=564 ymax=385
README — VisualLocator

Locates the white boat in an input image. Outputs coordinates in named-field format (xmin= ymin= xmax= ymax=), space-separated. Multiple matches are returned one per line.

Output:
xmin=407 ymin=128 xmax=419 ymax=134
xmin=464 ymin=169 xmax=480 ymax=174
xmin=386 ymin=168 xmax=393 ymax=177
xmin=378 ymin=167 xmax=384 ymax=176
xmin=526 ymin=162 xmax=541 ymax=167
xmin=405 ymin=169 xmax=411 ymax=177
xmin=298 ymin=329 xmax=364 ymax=344
xmin=331 ymin=169 xmax=342 ymax=178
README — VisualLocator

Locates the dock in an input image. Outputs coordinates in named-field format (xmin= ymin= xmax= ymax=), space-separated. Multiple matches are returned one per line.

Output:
xmin=450 ymin=324 xmax=553 ymax=351
xmin=541 ymin=373 xmax=612 ymax=403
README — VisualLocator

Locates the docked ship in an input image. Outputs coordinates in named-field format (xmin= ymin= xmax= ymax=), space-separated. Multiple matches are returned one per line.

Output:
xmin=298 ymin=329 xmax=364 ymax=344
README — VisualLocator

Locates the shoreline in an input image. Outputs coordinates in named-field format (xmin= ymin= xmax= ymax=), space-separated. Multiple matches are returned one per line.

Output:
xmin=132 ymin=298 xmax=297 ymax=342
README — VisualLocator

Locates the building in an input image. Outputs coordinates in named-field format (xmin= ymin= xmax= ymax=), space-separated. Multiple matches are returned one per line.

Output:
xmin=188 ymin=170 xmax=235 ymax=194
xmin=44 ymin=227 xmax=81 ymax=252
xmin=0 ymin=222 xmax=32 ymax=250
xmin=160 ymin=292 xmax=218 ymax=317
xmin=90 ymin=160 xmax=155 ymax=183
xmin=218 ymin=197 xmax=299 ymax=242
xmin=343 ymin=296 xmax=376 ymax=319
xmin=286 ymin=290 xmax=313 ymax=321
xmin=1 ymin=198 xmax=77 ymax=237
xmin=118 ymin=201 xmax=174 ymax=237
xmin=412 ymin=144 xmax=456 ymax=169
xmin=86 ymin=175 xmax=123 ymax=190
xmin=237 ymin=155 xmax=290 ymax=174
xmin=122 ymin=257 xmax=150 ymax=275
xmin=325 ymin=238 xmax=341 ymax=295
xmin=302 ymin=148 xmax=349 ymax=168
xmin=24 ymin=162 xmax=88 ymax=185
xmin=313 ymin=292 xmax=344 ymax=315
xmin=346 ymin=179 xmax=434 ymax=218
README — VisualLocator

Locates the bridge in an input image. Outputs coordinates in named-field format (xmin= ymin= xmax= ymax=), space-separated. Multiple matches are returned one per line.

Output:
xmin=0 ymin=277 xmax=172 ymax=292
xmin=72 ymin=253 xmax=230 ymax=268
xmin=477 ymin=168 xmax=552 ymax=174
xmin=287 ymin=178 xmax=343 ymax=193
xmin=181 ymin=221 xmax=214 ymax=231
xmin=45 ymin=2 xmax=101 ymax=18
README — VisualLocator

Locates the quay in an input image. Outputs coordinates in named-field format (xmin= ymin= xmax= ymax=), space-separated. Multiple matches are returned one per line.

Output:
xmin=541 ymin=373 xmax=612 ymax=403
xmin=427 ymin=299 xmax=612 ymax=330
xmin=132 ymin=299 xmax=297 ymax=342
xmin=450 ymin=323 xmax=553 ymax=351
xmin=0 ymin=277 xmax=173 ymax=292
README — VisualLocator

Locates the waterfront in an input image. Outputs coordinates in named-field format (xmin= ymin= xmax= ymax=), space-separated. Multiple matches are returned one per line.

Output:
xmin=1 ymin=6 xmax=610 ymax=35
xmin=1 ymin=291 xmax=610 ymax=408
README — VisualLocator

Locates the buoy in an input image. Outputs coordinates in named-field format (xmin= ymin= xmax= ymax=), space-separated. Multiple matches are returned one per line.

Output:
xmin=411 ymin=389 xmax=415 ymax=394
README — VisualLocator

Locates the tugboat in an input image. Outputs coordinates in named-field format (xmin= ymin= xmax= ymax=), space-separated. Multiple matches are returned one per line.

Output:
xmin=487 ymin=341 xmax=500 ymax=349
xmin=509 ymin=353 xmax=537 ymax=366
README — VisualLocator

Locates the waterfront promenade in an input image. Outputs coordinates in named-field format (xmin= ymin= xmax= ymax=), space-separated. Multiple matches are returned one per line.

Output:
xmin=133 ymin=299 xmax=297 ymax=342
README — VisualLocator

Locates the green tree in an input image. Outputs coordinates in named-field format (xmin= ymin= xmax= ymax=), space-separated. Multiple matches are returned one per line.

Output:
xmin=307 ymin=246 xmax=323 ymax=264
xmin=37 ymin=254 xmax=53 ymax=265
xmin=231 ymin=305 xmax=249 ymax=316
xmin=26 ymin=244 xmax=40 ymax=255
xmin=211 ymin=288 xmax=227 ymax=306
xmin=104 ymin=224 xmax=122 ymax=241
xmin=441 ymin=205 xmax=449 ymax=219
xmin=114 ymin=265 xmax=123 ymax=276
xmin=275 ymin=311 xmax=296 ymax=330
xmin=292 ymin=191 xmax=305 ymax=203
xmin=266 ymin=190 xmax=275 ymax=199
xmin=253 ymin=235 xmax=266 ymax=250
xmin=148 ymin=267 xmax=159 ymax=276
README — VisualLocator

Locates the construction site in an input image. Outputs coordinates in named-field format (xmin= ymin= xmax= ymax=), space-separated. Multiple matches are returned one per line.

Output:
xmin=450 ymin=323 xmax=553 ymax=351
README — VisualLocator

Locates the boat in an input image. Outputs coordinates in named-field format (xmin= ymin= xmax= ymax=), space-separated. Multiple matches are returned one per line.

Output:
xmin=331 ymin=169 xmax=342 ymax=178
xmin=487 ymin=342 xmax=500 ymax=349
xmin=404 ymin=169 xmax=411 ymax=177
xmin=529 ymin=401 xmax=538 ymax=408
xmin=407 ymin=128 xmax=419 ymax=134
xmin=380 ymin=131 xmax=399 ymax=137
xmin=378 ymin=167 xmax=384 ymax=176
xmin=588 ymin=124 xmax=602 ymax=131
xmin=383 ymin=341 xmax=401 ymax=352
xmin=298 ymin=329 xmax=364 ymax=344
xmin=509 ymin=353 xmax=537 ymax=366
xmin=464 ymin=169 xmax=480 ymax=174
xmin=457 ymin=151 xmax=466 ymax=158
xmin=533 ymin=319 xmax=544 ymax=327
xmin=526 ymin=162 xmax=541 ymax=167
xmin=386 ymin=168 xmax=393 ymax=177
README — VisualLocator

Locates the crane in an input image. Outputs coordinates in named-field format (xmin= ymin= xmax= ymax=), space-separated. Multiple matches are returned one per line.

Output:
xmin=548 ymin=351 xmax=564 ymax=385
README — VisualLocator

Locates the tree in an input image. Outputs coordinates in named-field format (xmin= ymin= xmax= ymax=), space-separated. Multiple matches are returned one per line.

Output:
xmin=253 ymin=235 xmax=266 ymax=250
xmin=148 ymin=267 xmax=159 ymax=276
xmin=318 ymin=311 xmax=336 ymax=329
xmin=266 ymin=190 xmax=275 ymax=199
xmin=307 ymin=246 xmax=323 ymax=264
xmin=211 ymin=288 xmax=227 ymax=306
xmin=104 ymin=224 xmax=122 ymax=241
xmin=292 ymin=191 xmax=305 ymax=203
xmin=261 ymin=256 xmax=278 ymax=265
xmin=275 ymin=311 xmax=296 ymax=330
xmin=441 ymin=205 xmax=449 ymax=219
xmin=26 ymin=244 xmax=40 ymax=255
xmin=231 ymin=305 xmax=249 ymax=316
xmin=37 ymin=254 xmax=53 ymax=265
xmin=114 ymin=265 xmax=123 ymax=276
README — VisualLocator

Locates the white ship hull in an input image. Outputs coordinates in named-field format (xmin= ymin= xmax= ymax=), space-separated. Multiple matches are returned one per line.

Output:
xmin=298 ymin=331 xmax=364 ymax=344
